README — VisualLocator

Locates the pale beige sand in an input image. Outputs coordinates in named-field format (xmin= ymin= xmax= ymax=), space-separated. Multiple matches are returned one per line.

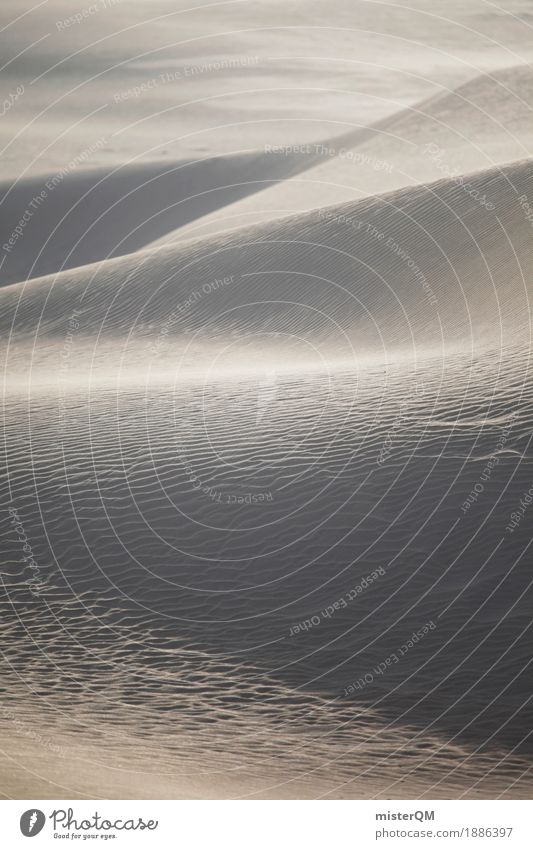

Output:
xmin=1 ymin=0 xmax=533 ymax=801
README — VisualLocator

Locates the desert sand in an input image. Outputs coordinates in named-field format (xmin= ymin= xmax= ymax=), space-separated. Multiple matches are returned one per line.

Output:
xmin=1 ymin=0 xmax=533 ymax=799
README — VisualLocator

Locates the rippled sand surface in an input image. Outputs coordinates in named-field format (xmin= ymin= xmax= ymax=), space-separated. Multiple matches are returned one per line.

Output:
xmin=1 ymin=0 xmax=533 ymax=799
xmin=3 ymin=348 xmax=533 ymax=798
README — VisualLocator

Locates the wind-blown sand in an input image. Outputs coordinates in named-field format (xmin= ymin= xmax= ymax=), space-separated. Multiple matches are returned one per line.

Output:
xmin=1 ymin=0 xmax=533 ymax=800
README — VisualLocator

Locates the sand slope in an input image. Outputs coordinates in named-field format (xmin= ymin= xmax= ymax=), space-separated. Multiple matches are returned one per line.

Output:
xmin=3 ymin=156 xmax=532 ymax=375
xmin=2 ymin=58 xmax=533 ymax=800
xmin=0 ymin=148 xmax=326 ymax=286
xmin=149 ymin=64 xmax=533 ymax=244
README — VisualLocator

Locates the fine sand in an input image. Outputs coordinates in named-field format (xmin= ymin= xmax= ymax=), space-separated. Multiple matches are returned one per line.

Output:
xmin=1 ymin=0 xmax=533 ymax=800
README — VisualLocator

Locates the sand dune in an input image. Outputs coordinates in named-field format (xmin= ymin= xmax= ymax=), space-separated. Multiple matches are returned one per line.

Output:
xmin=4 ymin=156 xmax=532 ymax=379
xmin=0 ymin=147 xmax=326 ymax=287
xmin=4 ymin=64 xmax=532 ymax=292
xmin=149 ymin=64 xmax=533 ymax=244
xmin=2 ymin=33 xmax=533 ymax=800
